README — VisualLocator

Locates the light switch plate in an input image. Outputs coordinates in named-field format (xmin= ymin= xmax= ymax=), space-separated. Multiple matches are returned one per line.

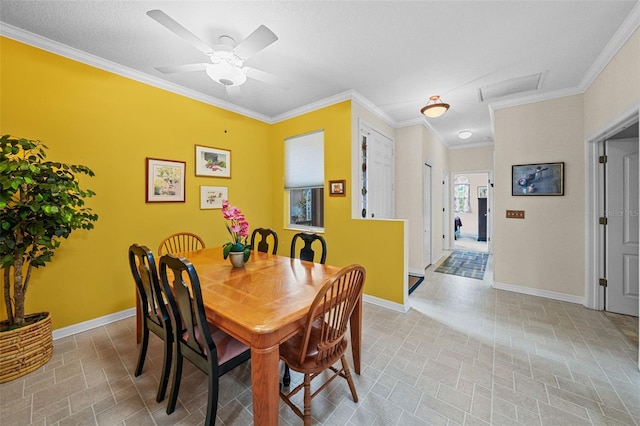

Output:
xmin=506 ymin=210 xmax=525 ymax=219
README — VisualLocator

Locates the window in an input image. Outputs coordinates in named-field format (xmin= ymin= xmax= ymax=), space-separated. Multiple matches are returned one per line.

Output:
xmin=285 ymin=131 xmax=324 ymax=229
xmin=453 ymin=176 xmax=470 ymax=213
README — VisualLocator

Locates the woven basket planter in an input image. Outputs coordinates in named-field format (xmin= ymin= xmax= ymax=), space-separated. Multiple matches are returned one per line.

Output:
xmin=0 ymin=312 xmax=53 ymax=383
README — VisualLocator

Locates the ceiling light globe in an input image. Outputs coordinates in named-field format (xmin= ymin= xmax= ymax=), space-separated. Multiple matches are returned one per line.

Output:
xmin=206 ymin=62 xmax=247 ymax=87
xmin=420 ymin=95 xmax=450 ymax=118
xmin=458 ymin=131 xmax=473 ymax=139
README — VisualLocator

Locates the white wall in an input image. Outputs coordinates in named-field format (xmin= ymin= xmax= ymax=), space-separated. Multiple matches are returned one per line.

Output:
xmin=584 ymin=29 xmax=640 ymax=139
xmin=395 ymin=124 xmax=448 ymax=275
xmin=493 ymin=95 xmax=586 ymax=297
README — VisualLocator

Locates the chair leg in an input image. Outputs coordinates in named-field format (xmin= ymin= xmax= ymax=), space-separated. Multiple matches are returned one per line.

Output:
xmin=134 ymin=326 xmax=150 ymax=376
xmin=283 ymin=363 xmax=291 ymax=387
xmin=166 ymin=345 xmax=183 ymax=415
xmin=303 ymin=373 xmax=312 ymax=426
xmin=341 ymin=355 xmax=358 ymax=402
xmin=156 ymin=334 xmax=172 ymax=402
xmin=204 ymin=359 xmax=219 ymax=426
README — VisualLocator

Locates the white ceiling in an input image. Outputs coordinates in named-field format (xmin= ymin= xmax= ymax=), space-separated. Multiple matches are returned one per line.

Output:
xmin=1 ymin=1 xmax=638 ymax=147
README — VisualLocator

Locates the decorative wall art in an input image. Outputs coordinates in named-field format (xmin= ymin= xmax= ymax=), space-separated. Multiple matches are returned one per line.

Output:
xmin=512 ymin=162 xmax=564 ymax=196
xmin=329 ymin=179 xmax=346 ymax=196
xmin=146 ymin=158 xmax=186 ymax=203
xmin=200 ymin=186 xmax=228 ymax=209
xmin=195 ymin=145 xmax=231 ymax=178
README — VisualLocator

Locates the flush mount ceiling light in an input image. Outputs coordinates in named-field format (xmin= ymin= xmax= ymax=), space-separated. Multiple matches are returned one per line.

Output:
xmin=458 ymin=130 xmax=473 ymax=139
xmin=420 ymin=95 xmax=450 ymax=118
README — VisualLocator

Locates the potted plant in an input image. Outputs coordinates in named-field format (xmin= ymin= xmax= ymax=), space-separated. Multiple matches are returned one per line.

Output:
xmin=0 ymin=135 xmax=98 ymax=382
xmin=220 ymin=200 xmax=251 ymax=267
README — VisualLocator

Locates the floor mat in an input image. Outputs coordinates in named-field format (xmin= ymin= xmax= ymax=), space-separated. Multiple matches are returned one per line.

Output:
xmin=435 ymin=250 xmax=488 ymax=280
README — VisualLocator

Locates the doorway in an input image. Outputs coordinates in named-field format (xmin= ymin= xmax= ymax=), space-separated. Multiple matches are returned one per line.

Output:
xmin=452 ymin=171 xmax=489 ymax=253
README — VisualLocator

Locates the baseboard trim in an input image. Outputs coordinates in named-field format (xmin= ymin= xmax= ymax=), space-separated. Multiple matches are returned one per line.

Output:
xmin=52 ymin=297 xmax=407 ymax=341
xmin=408 ymin=267 xmax=424 ymax=277
xmin=52 ymin=308 xmax=136 ymax=340
xmin=492 ymin=281 xmax=585 ymax=305
xmin=363 ymin=294 xmax=410 ymax=313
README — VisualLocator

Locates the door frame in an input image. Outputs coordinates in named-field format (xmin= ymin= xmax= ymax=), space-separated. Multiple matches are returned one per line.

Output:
xmin=585 ymin=107 xmax=639 ymax=311
xmin=423 ymin=162 xmax=432 ymax=268
xmin=449 ymin=169 xmax=493 ymax=254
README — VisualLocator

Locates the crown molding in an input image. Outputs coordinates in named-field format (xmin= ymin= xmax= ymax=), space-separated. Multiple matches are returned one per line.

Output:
xmin=579 ymin=2 xmax=640 ymax=91
xmin=0 ymin=23 xmax=273 ymax=123
xmin=271 ymin=89 xmax=396 ymax=127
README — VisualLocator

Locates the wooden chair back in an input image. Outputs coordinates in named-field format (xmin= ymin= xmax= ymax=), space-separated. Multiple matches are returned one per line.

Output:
xmin=298 ymin=264 xmax=365 ymax=367
xmin=158 ymin=232 xmax=205 ymax=256
xmin=128 ymin=244 xmax=172 ymax=402
xmin=250 ymin=228 xmax=279 ymax=254
xmin=158 ymin=253 xmax=251 ymax=424
xmin=290 ymin=232 xmax=327 ymax=264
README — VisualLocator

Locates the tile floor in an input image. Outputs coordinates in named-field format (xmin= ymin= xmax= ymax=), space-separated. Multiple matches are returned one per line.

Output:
xmin=453 ymin=235 xmax=488 ymax=253
xmin=1 ymin=254 xmax=638 ymax=425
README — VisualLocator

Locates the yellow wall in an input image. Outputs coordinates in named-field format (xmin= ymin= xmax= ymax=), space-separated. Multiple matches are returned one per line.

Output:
xmin=1 ymin=37 xmax=407 ymax=330
xmin=270 ymin=103 xmax=406 ymax=305
xmin=1 ymin=37 xmax=272 ymax=328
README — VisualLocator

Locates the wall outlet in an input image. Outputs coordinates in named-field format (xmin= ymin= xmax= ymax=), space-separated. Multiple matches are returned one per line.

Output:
xmin=506 ymin=210 xmax=525 ymax=219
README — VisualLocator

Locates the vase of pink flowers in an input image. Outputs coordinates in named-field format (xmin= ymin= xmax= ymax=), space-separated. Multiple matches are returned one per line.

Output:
xmin=221 ymin=200 xmax=251 ymax=267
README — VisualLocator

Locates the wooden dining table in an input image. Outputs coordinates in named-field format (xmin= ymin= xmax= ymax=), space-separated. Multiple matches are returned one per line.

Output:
xmin=138 ymin=246 xmax=362 ymax=425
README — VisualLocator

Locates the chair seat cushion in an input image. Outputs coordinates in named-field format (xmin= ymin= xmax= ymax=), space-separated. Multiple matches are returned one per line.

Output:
xmin=186 ymin=323 xmax=249 ymax=365
xmin=279 ymin=319 xmax=347 ymax=373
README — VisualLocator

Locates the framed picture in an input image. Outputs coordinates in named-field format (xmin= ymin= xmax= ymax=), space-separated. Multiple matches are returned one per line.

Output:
xmin=200 ymin=186 xmax=228 ymax=209
xmin=146 ymin=158 xmax=186 ymax=203
xmin=478 ymin=186 xmax=487 ymax=198
xmin=512 ymin=162 xmax=564 ymax=196
xmin=195 ymin=145 xmax=231 ymax=178
xmin=329 ymin=179 xmax=346 ymax=196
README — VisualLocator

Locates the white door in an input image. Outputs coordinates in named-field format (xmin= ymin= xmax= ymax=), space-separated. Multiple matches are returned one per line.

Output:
xmin=606 ymin=138 xmax=639 ymax=316
xmin=366 ymin=129 xmax=394 ymax=219
xmin=423 ymin=163 xmax=432 ymax=267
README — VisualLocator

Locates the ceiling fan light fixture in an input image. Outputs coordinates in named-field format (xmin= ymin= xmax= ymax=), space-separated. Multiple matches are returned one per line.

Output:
xmin=458 ymin=130 xmax=473 ymax=139
xmin=205 ymin=62 xmax=247 ymax=87
xmin=420 ymin=95 xmax=450 ymax=118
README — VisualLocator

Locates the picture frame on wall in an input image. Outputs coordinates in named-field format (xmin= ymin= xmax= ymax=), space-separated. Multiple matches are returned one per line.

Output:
xmin=195 ymin=145 xmax=231 ymax=178
xmin=512 ymin=162 xmax=564 ymax=196
xmin=146 ymin=158 xmax=186 ymax=203
xmin=478 ymin=186 xmax=487 ymax=198
xmin=329 ymin=179 xmax=346 ymax=196
xmin=200 ymin=186 xmax=228 ymax=209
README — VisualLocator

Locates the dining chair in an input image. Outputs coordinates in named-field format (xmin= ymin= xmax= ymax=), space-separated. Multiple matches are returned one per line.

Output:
xmin=159 ymin=253 xmax=251 ymax=425
xmin=284 ymin=232 xmax=329 ymax=387
xmin=250 ymin=228 xmax=279 ymax=254
xmin=279 ymin=264 xmax=366 ymax=425
xmin=128 ymin=244 xmax=172 ymax=403
xmin=290 ymin=232 xmax=327 ymax=264
xmin=158 ymin=232 xmax=205 ymax=256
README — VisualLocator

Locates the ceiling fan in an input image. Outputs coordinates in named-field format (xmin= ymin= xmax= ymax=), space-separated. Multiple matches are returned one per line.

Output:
xmin=146 ymin=9 xmax=279 ymax=95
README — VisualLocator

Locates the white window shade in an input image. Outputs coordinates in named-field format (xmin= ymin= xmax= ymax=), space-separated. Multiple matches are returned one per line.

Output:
xmin=284 ymin=131 xmax=324 ymax=189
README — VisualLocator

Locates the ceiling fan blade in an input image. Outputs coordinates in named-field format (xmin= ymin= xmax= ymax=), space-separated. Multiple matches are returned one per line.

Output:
xmin=245 ymin=67 xmax=282 ymax=86
xmin=232 ymin=25 xmax=278 ymax=60
xmin=156 ymin=63 xmax=208 ymax=74
xmin=147 ymin=10 xmax=214 ymax=54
